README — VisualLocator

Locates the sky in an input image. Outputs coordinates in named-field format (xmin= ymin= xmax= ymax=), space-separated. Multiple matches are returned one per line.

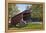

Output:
xmin=16 ymin=4 xmax=32 ymax=12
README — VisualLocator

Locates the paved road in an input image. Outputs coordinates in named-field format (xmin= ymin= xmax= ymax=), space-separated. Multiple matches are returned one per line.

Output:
xmin=31 ymin=22 xmax=42 ymax=24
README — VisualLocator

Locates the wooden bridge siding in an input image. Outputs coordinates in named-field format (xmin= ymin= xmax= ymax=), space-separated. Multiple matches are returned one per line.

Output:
xmin=11 ymin=13 xmax=23 ymax=25
xmin=11 ymin=10 xmax=31 ymax=25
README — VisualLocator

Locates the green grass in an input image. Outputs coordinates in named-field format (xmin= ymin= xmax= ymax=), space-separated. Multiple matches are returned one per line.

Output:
xmin=8 ymin=22 xmax=43 ymax=30
xmin=24 ymin=23 xmax=43 ymax=29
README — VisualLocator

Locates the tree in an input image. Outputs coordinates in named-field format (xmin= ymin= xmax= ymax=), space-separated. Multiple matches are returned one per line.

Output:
xmin=26 ymin=5 xmax=32 ymax=10
xmin=8 ymin=4 xmax=20 ymax=18
xmin=31 ymin=4 xmax=43 ymax=21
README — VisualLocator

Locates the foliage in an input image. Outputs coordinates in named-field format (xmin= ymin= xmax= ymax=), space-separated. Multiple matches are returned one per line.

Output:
xmin=8 ymin=4 xmax=20 ymax=18
xmin=31 ymin=4 xmax=43 ymax=20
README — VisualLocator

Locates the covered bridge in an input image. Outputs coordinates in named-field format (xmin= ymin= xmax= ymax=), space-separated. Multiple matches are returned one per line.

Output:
xmin=11 ymin=9 xmax=32 ymax=25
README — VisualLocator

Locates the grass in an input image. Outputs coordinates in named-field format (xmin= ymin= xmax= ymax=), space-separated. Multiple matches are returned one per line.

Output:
xmin=25 ymin=23 xmax=43 ymax=29
xmin=8 ymin=22 xmax=43 ymax=30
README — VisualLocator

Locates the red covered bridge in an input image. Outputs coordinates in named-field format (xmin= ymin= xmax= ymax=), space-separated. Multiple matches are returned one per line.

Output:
xmin=11 ymin=10 xmax=32 ymax=26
